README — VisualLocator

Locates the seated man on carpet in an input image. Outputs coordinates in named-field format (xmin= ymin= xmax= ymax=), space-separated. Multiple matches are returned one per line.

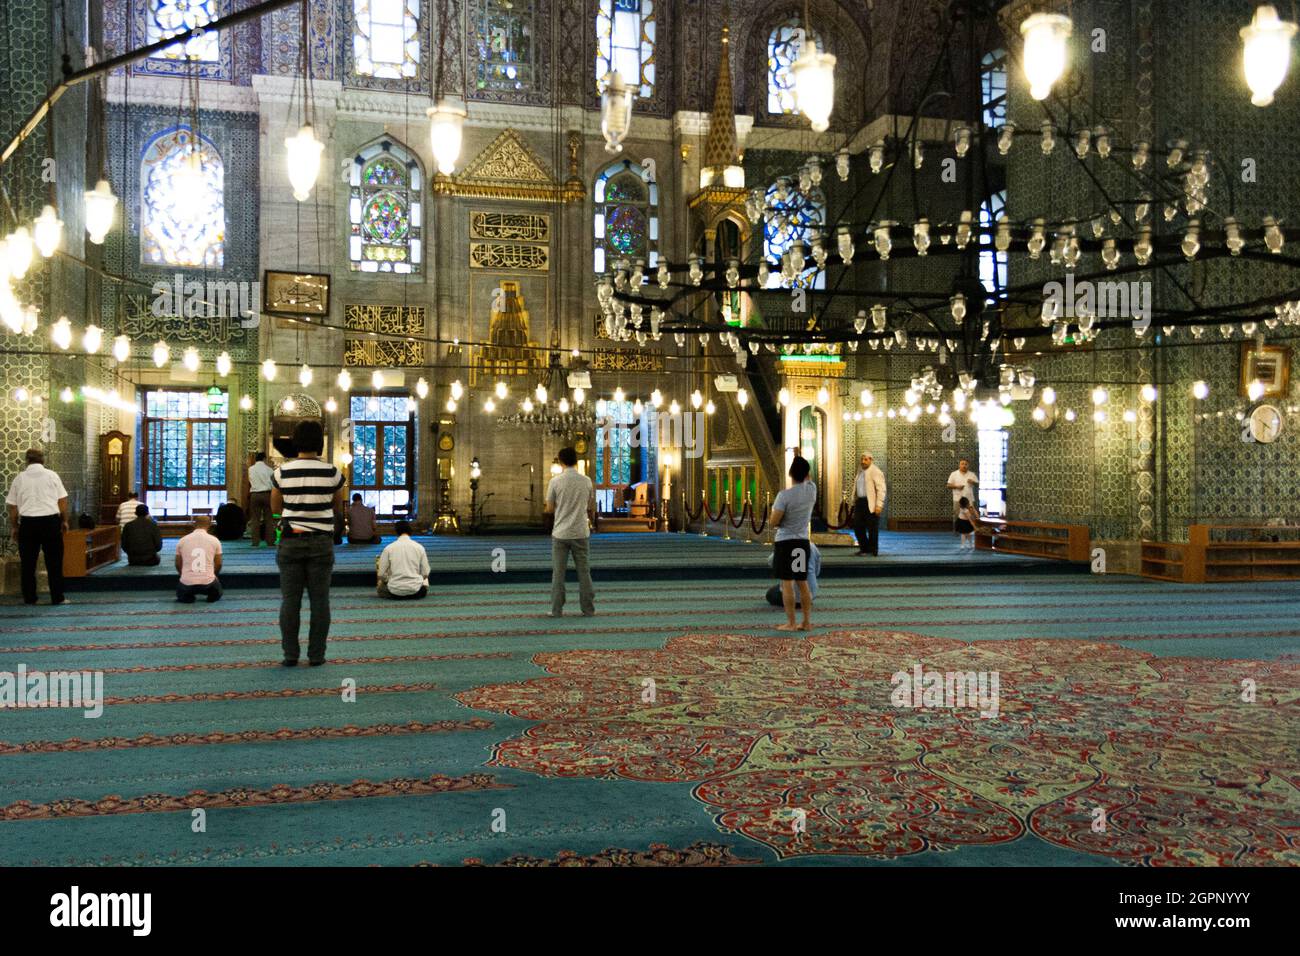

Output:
xmin=175 ymin=514 xmax=223 ymax=604
xmin=766 ymin=541 xmax=821 ymax=609
xmin=346 ymin=493 xmax=381 ymax=544
xmin=213 ymin=499 xmax=246 ymax=541
xmin=376 ymin=520 xmax=430 ymax=600
xmin=121 ymin=503 xmax=163 ymax=566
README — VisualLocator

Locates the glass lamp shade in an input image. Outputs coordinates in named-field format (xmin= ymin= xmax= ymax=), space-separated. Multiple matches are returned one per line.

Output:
xmin=83 ymin=324 xmax=103 ymax=354
xmin=298 ymin=364 xmax=313 ymax=387
xmin=284 ymin=124 xmax=324 ymax=201
xmin=427 ymin=99 xmax=468 ymax=175
xmin=33 ymin=205 xmax=63 ymax=258
xmin=172 ymin=151 xmax=207 ymax=221
xmin=152 ymin=340 xmax=170 ymax=368
xmin=7 ymin=227 xmax=33 ymax=280
xmin=261 ymin=359 xmax=278 ymax=381
xmin=337 ymin=369 xmax=352 ymax=392
xmin=599 ymin=71 xmax=634 ymax=154
xmin=112 ymin=335 xmax=130 ymax=362
xmin=1241 ymin=5 xmax=1298 ymax=107
xmin=84 ymin=180 xmax=117 ymax=245
xmin=183 ymin=347 xmax=201 ymax=372
xmin=216 ymin=351 xmax=232 ymax=377
xmin=51 ymin=316 xmax=72 ymax=350
xmin=1020 ymin=12 xmax=1073 ymax=101
xmin=790 ymin=41 xmax=837 ymax=132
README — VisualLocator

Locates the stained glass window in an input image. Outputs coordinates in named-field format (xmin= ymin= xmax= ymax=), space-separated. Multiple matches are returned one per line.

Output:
xmin=348 ymin=394 xmax=415 ymax=515
xmin=474 ymin=0 xmax=535 ymax=92
xmin=763 ymin=181 xmax=824 ymax=289
xmin=980 ymin=189 xmax=1007 ymax=297
xmin=981 ymin=49 xmax=1008 ymax=130
xmin=350 ymin=140 xmax=423 ymax=273
xmin=140 ymin=126 xmax=225 ymax=268
xmin=596 ymin=0 xmax=656 ymax=99
xmin=353 ymin=0 xmax=421 ymax=79
xmin=768 ymin=18 xmax=823 ymax=114
xmin=142 ymin=389 xmax=228 ymax=518
xmin=593 ymin=159 xmax=658 ymax=274
xmin=146 ymin=0 xmax=220 ymax=62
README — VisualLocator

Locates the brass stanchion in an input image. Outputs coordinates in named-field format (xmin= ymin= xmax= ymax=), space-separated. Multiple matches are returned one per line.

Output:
xmin=723 ymin=490 xmax=732 ymax=540
xmin=699 ymin=489 xmax=708 ymax=537
xmin=680 ymin=492 xmax=687 ymax=535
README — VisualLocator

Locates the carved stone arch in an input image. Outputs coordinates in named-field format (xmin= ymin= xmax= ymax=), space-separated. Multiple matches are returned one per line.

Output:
xmin=740 ymin=0 xmax=871 ymax=132
xmin=277 ymin=393 xmax=322 ymax=418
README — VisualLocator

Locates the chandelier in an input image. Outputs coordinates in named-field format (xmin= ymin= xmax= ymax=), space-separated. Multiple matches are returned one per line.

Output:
xmin=494 ymin=351 xmax=596 ymax=436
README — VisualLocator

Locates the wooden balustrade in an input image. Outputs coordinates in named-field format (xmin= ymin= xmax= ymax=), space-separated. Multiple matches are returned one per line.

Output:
xmin=1142 ymin=524 xmax=1300 ymax=583
xmin=974 ymin=519 xmax=1091 ymax=562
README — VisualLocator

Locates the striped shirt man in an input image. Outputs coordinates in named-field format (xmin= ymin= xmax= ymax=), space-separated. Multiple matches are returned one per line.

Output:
xmin=273 ymin=458 xmax=345 ymax=533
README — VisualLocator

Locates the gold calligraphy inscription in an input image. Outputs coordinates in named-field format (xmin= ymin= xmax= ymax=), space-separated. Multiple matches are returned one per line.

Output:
xmin=344 ymin=304 xmax=427 ymax=336
xmin=343 ymin=339 xmax=426 ymax=367
xmin=469 ymin=242 xmax=550 ymax=271
xmin=470 ymin=211 xmax=551 ymax=242
xmin=590 ymin=348 xmax=664 ymax=372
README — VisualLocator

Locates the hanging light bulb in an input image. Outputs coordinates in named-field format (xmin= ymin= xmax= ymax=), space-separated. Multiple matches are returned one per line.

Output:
xmin=427 ymin=97 xmax=469 ymax=172
xmin=1041 ymin=386 xmax=1057 ymax=405
xmin=183 ymin=347 xmax=201 ymax=372
xmin=647 ymin=388 xmax=662 ymax=409
xmin=33 ymin=205 xmax=63 ymax=258
xmin=337 ymin=368 xmax=352 ymax=392
xmin=816 ymin=384 xmax=830 ymax=405
xmin=112 ymin=334 xmax=130 ymax=362
xmin=869 ymin=142 xmax=885 ymax=174
xmin=790 ymin=31 xmax=837 ymax=132
xmin=1021 ymin=12 xmax=1073 ymax=100
xmin=574 ymin=386 xmax=586 ymax=405
xmin=1241 ymin=5 xmax=1298 ymax=107
xmin=913 ymin=219 xmax=931 ymax=256
xmin=1248 ymin=379 xmax=1266 ymax=401
xmin=1092 ymin=386 xmax=1109 ymax=406
xmin=1040 ymin=121 xmax=1056 ymax=154
xmin=1192 ymin=380 xmax=1210 ymax=400
xmin=757 ymin=259 xmax=771 ymax=286
xmin=262 ymin=358 xmax=277 ymax=381
xmin=445 ymin=396 xmax=458 ymax=413
xmin=1140 ymin=384 xmax=1158 ymax=402
xmin=7 ymin=227 xmax=33 ymax=280
xmin=239 ymin=394 xmax=253 ymax=411
xmin=83 ymin=324 xmax=102 ymax=354
xmin=1224 ymin=217 xmax=1245 ymax=255
xmin=778 ymin=387 xmax=790 ymax=407
xmin=521 ymin=397 xmax=535 ymax=413
xmin=50 ymin=316 xmax=72 ymax=350
xmin=1264 ymin=216 xmax=1285 ymax=253
xmin=1182 ymin=221 xmax=1201 ymax=260
xmin=325 ymin=396 xmax=338 ymax=413
xmin=874 ymin=222 xmax=893 ymax=260
xmin=83 ymin=180 xmax=117 ymax=245
xmin=613 ymin=386 xmax=625 ymax=404
xmin=483 ymin=396 xmax=496 ymax=413
xmin=949 ymin=293 xmax=967 ymax=324
xmin=1132 ymin=141 xmax=1150 ymax=170
xmin=494 ymin=380 xmax=508 ymax=400
xmin=448 ymin=379 xmax=464 ymax=401
xmin=1134 ymin=226 xmax=1154 ymax=265
xmin=534 ymin=382 xmax=547 ymax=403
xmin=371 ymin=369 xmax=385 ymax=390
xmin=599 ymin=71 xmax=633 ymax=153
xmin=284 ymin=124 xmax=324 ymax=201
xmin=283 ymin=395 xmax=297 ymax=413
xmin=292 ymin=363 xmax=309 ymax=387
xmin=835 ymin=147 xmax=851 ymax=180
xmin=152 ymin=340 xmax=170 ymax=368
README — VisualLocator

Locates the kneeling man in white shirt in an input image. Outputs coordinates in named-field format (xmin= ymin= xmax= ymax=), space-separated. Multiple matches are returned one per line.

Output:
xmin=377 ymin=521 xmax=430 ymax=600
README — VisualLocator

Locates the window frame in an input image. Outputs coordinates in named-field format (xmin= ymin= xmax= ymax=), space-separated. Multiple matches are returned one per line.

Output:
xmin=347 ymin=392 xmax=417 ymax=517
xmin=140 ymin=388 xmax=230 ymax=519
xmin=349 ymin=139 xmax=424 ymax=274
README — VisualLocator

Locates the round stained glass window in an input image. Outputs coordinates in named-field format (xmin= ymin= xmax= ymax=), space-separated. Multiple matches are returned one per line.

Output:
xmin=604 ymin=174 xmax=646 ymax=203
xmin=606 ymin=205 xmax=647 ymax=256
xmin=363 ymin=192 xmax=410 ymax=243
xmin=364 ymin=157 xmax=406 ymax=187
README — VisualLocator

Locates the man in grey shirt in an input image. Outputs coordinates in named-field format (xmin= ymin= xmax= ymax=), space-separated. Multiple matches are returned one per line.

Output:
xmin=544 ymin=446 xmax=595 ymax=617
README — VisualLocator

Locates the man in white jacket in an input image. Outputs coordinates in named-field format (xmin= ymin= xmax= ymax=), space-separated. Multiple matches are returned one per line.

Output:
xmin=852 ymin=453 xmax=887 ymax=556
xmin=377 ymin=521 xmax=430 ymax=600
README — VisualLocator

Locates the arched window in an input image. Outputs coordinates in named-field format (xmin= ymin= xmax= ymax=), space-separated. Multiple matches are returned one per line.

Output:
xmin=353 ymin=0 xmax=421 ymax=79
xmin=146 ymin=0 xmax=220 ymax=63
xmin=141 ymin=126 xmax=225 ymax=268
xmin=596 ymin=0 xmax=656 ymax=99
xmin=767 ymin=18 xmax=824 ymax=115
xmin=473 ymin=0 xmax=536 ymax=92
xmin=762 ymin=181 xmax=824 ymax=288
xmin=349 ymin=140 xmax=423 ymax=273
xmin=593 ymin=159 xmax=658 ymax=274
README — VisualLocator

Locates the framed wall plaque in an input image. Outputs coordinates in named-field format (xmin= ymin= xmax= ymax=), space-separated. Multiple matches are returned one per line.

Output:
xmin=1240 ymin=342 xmax=1292 ymax=399
xmin=263 ymin=270 xmax=331 ymax=318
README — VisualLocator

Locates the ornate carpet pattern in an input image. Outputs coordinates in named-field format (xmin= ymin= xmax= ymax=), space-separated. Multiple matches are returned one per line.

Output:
xmin=458 ymin=631 xmax=1300 ymax=865
xmin=2 ymin=553 xmax=1298 ymax=866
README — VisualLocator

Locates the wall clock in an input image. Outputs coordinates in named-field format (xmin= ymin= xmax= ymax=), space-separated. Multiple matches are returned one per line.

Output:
xmin=438 ymin=432 xmax=455 ymax=452
xmin=1248 ymin=404 xmax=1283 ymax=444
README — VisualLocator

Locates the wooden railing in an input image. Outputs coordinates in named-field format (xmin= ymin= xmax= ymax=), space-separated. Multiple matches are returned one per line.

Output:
xmin=1142 ymin=524 xmax=1300 ymax=583
xmin=974 ymin=519 xmax=1090 ymax=562
xmin=63 ymin=525 xmax=121 ymax=577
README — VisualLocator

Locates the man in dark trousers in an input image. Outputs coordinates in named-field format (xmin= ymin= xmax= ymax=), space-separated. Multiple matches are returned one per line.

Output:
xmin=272 ymin=420 xmax=346 ymax=666
xmin=5 ymin=448 xmax=70 ymax=606
xmin=121 ymin=503 xmax=163 ymax=565
xmin=852 ymin=453 xmax=887 ymax=556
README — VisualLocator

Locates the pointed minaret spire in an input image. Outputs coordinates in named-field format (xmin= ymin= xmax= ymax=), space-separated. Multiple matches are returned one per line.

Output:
xmin=699 ymin=11 xmax=744 ymax=190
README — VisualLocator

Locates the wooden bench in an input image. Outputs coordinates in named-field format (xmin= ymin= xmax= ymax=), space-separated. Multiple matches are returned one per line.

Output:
xmin=974 ymin=519 xmax=1090 ymax=562
xmin=63 ymin=525 xmax=121 ymax=577
xmin=1142 ymin=524 xmax=1300 ymax=583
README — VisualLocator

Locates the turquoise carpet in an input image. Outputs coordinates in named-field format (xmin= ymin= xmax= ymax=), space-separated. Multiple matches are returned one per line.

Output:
xmin=1 ymin=566 xmax=1296 ymax=866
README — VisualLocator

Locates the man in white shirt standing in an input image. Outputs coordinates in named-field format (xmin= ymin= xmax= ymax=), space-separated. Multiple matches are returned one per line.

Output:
xmin=852 ymin=453 xmax=887 ymax=556
xmin=5 ymin=449 xmax=70 ymax=606
xmin=247 ymin=451 xmax=275 ymax=547
xmin=377 ymin=521 xmax=430 ymax=599
xmin=947 ymin=458 xmax=979 ymax=517
xmin=545 ymin=446 xmax=595 ymax=617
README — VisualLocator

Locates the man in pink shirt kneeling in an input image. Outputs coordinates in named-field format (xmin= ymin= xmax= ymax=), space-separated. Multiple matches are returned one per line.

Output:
xmin=175 ymin=514 xmax=224 ymax=603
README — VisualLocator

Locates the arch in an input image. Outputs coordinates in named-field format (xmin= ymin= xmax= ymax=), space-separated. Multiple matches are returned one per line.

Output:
xmin=593 ymin=158 xmax=659 ymax=274
xmin=348 ymin=138 xmax=424 ymax=273
xmin=762 ymin=180 xmax=825 ymax=289
xmin=140 ymin=126 xmax=225 ymax=269
xmin=766 ymin=16 xmax=825 ymax=116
